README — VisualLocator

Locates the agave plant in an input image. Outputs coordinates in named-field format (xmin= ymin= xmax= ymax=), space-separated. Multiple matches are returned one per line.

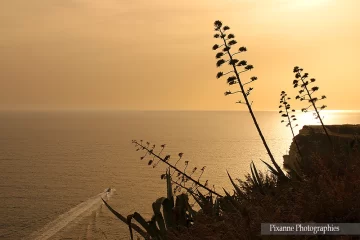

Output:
xmin=102 ymin=169 xmax=196 ymax=240
xmin=213 ymin=20 xmax=288 ymax=181
xmin=292 ymin=66 xmax=332 ymax=144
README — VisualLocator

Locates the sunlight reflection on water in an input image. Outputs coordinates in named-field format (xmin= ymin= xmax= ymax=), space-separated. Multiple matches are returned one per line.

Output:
xmin=292 ymin=110 xmax=360 ymax=135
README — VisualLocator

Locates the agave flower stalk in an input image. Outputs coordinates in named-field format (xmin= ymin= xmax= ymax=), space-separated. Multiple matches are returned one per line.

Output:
xmin=279 ymin=91 xmax=303 ymax=164
xmin=213 ymin=20 xmax=286 ymax=179
xmin=132 ymin=140 xmax=223 ymax=197
xmin=171 ymin=179 xmax=202 ymax=198
xmin=292 ymin=66 xmax=332 ymax=144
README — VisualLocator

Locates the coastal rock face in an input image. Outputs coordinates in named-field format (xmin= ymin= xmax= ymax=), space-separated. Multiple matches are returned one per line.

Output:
xmin=283 ymin=125 xmax=360 ymax=171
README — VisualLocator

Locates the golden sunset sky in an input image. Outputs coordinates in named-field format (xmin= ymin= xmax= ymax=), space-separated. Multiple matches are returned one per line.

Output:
xmin=0 ymin=0 xmax=359 ymax=111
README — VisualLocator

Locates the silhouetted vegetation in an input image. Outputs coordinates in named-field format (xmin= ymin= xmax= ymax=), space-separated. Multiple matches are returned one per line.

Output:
xmin=213 ymin=20 xmax=287 ymax=181
xmin=102 ymin=20 xmax=360 ymax=239
xmin=279 ymin=91 xmax=303 ymax=171
xmin=293 ymin=66 xmax=332 ymax=144
xmin=132 ymin=140 xmax=221 ymax=198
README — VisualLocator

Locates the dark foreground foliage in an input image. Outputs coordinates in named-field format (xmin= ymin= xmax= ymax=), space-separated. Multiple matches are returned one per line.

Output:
xmin=166 ymin=146 xmax=360 ymax=240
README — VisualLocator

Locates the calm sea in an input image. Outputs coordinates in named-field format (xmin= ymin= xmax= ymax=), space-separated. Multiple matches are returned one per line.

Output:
xmin=0 ymin=110 xmax=359 ymax=239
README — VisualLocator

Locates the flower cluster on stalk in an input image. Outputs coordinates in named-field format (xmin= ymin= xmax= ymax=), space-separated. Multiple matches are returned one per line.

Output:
xmin=213 ymin=20 xmax=257 ymax=105
xmin=279 ymin=91 xmax=298 ymax=129
xmin=279 ymin=91 xmax=303 ymax=167
xmin=293 ymin=66 xmax=327 ymax=114
xmin=292 ymin=66 xmax=332 ymax=144
xmin=132 ymin=140 xmax=222 ymax=198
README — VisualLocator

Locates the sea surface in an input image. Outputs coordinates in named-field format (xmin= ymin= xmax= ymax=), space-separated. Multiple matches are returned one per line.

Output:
xmin=0 ymin=110 xmax=359 ymax=239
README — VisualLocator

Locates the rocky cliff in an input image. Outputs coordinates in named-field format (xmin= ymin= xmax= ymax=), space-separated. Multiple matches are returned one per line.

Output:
xmin=283 ymin=125 xmax=360 ymax=171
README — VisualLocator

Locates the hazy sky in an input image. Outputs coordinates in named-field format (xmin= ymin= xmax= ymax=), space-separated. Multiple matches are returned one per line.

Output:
xmin=0 ymin=0 xmax=359 ymax=110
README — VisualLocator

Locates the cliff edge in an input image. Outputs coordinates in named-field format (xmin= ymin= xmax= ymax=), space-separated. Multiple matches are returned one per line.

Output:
xmin=283 ymin=125 xmax=360 ymax=171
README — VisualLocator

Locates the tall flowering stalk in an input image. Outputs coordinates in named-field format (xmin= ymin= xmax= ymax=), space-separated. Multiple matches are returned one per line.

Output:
xmin=279 ymin=91 xmax=303 ymax=163
xmin=213 ymin=20 xmax=287 ymax=180
xmin=292 ymin=66 xmax=332 ymax=144
xmin=132 ymin=140 xmax=222 ymax=198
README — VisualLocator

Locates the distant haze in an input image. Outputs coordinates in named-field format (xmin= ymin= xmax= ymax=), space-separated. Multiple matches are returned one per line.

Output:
xmin=1 ymin=0 xmax=359 ymax=111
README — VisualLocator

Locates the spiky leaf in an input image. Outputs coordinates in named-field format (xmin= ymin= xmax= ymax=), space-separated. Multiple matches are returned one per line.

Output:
xmin=227 ymin=171 xmax=243 ymax=198
xmin=152 ymin=198 xmax=166 ymax=237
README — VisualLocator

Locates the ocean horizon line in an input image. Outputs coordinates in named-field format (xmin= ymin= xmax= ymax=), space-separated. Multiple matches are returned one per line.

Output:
xmin=1 ymin=109 xmax=360 ymax=113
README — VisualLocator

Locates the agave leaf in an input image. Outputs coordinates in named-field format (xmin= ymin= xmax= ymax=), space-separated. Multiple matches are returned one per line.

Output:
xmin=148 ymin=216 xmax=162 ymax=239
xmin=197 ymin=190 xmax=213 ymax=214
xmin=222 ymin=188 xmax=241 ymax=214
xmin=166 ymin=169 xmax=174 ymax=207
xmin=226 ymin=170 xmax=244 ymax=198
xmin=196 ymin=190 xmax=210 ymax=210
xmin=213 ymin=198 xmax=220 ymax=217
xmin=175 ymin=194 xmax=188 ymax=226
xmin=249 ymin=172 xmax=256 ymax=186
xmin=260 ymin=159 xmax=281 ymax=177
xmin=272 ymin=161 xmax=288 ymax=179
xmin=153 ymin=198 xmax=167 ymax=238
xmin=101 ymin=198 xmax=147 ymax=238
xmin=250 ymin=163 xmax=260 ymax=187
xmin=251 ymin=162 xmax=264 ymax=193
xmin=181 ymin=193 xmax=197 ymax=219
xmin=127 ymin=214 xmax=134 ymax=240
xmin=197 ymin=189 xmax=207 ymax=202
xmin=222 ymin=188 xmax=232 ymax=198
xmin=223 ymin=188 xmax=233 ymax=198
xmin=133 ymin=212 xmax=159 ymax=238
xmin=261 ymin=160 xmax=289 ymax=182
xmin=189 ymin=190 xmax=206 ymax=210
xmin=185 ymin=198 xmax=197 ymax=218
xmin=161 ymin=198 xmax=175 ymax=229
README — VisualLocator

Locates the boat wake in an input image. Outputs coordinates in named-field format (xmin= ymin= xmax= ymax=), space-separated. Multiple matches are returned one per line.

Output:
xmin=27 ymin=188 xmax=115 ymax=240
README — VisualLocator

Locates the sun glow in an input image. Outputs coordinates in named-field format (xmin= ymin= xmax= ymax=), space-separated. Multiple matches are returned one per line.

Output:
xmin=297 ymin=110 xmax=335 ymax=127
